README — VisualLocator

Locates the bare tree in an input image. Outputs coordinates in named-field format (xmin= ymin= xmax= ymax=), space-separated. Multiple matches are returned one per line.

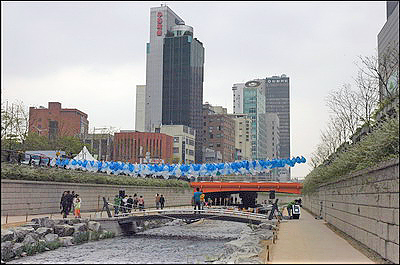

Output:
xmin=357 ymin=41 xmax=399 ymax=101
xmin=353 ymin=69 xmax=379 ymax=126
xmin=326 ymin=84 xmax=361 ymax=141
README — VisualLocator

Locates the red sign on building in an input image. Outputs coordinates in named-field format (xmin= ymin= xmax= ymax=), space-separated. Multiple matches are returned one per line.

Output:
xmin=157 ymin=11 xmax=163 ymax=36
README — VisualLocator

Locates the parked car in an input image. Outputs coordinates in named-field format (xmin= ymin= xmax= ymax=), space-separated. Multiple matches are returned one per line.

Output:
xmin=30 ymin=155 xmax=41 ymax=166
xmin=20 ymin=154 xmax=31 ymax=165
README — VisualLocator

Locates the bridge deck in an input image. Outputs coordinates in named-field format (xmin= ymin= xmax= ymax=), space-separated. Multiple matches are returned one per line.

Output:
xmin=97 ymin=208 xmax=272 ymax=225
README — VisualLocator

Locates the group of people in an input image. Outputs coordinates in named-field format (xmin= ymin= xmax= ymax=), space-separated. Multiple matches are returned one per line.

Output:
xmin=155 ymin=193 xmax=166 ymax=210
xmin=113 ymin=193 xmax=145 ymax=216
xmin=60 ymin=190 xmax=81 ymax=218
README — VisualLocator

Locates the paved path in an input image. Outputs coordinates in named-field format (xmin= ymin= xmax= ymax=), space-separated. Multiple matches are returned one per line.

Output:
xmin=269 ymin=208 xmax=375 ymax=264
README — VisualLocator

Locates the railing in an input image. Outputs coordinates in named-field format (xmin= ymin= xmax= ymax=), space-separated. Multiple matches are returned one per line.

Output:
xmin=107 ymin=207 xmax=270 ymax=221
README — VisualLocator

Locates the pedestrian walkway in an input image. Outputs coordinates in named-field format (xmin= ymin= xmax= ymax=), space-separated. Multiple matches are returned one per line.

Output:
xmin=1 ymin=205 xmax=193 ymax=229
xmin=269 ymin=208 xmax=375 ymax=264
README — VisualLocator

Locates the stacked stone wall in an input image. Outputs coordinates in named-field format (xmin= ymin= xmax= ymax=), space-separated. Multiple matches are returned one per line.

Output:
xmin=303 ymin=158 xmax=399 ymax=263
xmin=1 ymin=179 xmax=193 ymax=216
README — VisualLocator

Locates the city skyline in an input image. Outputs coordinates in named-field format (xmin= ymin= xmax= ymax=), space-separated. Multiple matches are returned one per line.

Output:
xmin=1 ymin=1 xmax=387 ymax=179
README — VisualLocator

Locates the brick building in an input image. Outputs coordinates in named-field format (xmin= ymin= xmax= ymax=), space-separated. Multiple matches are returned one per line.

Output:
xmin=203 ymin=103 xmax=235 ymax=162
xmin=113 ymin=130 xmax=173 ymax=164
xmin=28 ymin=102 xmax=89 ymax=139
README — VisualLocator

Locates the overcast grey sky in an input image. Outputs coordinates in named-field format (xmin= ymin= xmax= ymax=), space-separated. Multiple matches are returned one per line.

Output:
xmin=1 ymin=1 xmax=387 ymax=178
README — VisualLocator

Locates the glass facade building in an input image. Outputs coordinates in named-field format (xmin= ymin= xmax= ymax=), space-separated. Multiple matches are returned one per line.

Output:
xmin=241 ymin=80 xmax=267 ymax=160
xmin=162 ymin=27 xmax=204 ymax=163
xmin=265 ymin=75 xmax=290 ymax=160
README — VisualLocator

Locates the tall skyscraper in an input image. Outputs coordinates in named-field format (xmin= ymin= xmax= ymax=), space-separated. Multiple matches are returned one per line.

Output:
xmin=143 ymin=5 xmax=186 ymax=132
xmin=162 ymin=24 xmax=204 ymax=163
xmin=136 ymin=5 xmax=205 ymax=163
xmin=265 ymin=75 xmax=290 ymax=160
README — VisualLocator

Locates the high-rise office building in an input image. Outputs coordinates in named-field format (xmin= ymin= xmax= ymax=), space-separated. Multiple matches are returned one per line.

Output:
xmin=265 ymin=75 xmax=290 ymax=161
xmin=233 ymin=80 xmax=267 ymax=160
xmin=137 ymin=5 xmax=205 ymax=163
xmin=162 ymin=24 xmax=204 ymax=163
xmin=143 ymin=5 xmax=186 ymax=132
xmin=135 ymin=85 xmax=146 ymax=132
xmin=377 ymin=1 xmax=399 ymax=102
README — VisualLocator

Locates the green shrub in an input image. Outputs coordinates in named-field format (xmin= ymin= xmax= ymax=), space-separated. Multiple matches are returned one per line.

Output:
xmin=46 ymin=240 xmax=62 ymax=250
xmin=89 ymin=231 xmax=101 ymax=241
xmin=73 ymin=231 xmax=89 ymax=244
xmin=303 ymin=114 xmax=399 ymax=194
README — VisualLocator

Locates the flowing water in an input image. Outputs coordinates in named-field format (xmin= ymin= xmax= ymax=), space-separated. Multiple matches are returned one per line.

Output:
xmin=7 ymin=220 xmax=251 ymax=264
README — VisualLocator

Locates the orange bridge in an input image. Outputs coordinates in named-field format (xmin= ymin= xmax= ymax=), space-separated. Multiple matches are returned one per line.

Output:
xmin=190 ymin=181 xmax=303 ymax=194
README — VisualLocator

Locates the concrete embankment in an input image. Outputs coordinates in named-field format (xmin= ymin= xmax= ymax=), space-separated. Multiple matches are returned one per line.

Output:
xmin=1 ymin=179 xmax=193 ymax=216
xmin=303 ymin=158 xmax=399 ymax=264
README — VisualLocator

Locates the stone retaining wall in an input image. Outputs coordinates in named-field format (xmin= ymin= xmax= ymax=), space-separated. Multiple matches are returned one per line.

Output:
xmin=1 ymin=179 xmax=193 ymax=216
xmin=303 ymin=158 xmax=399 ymax=264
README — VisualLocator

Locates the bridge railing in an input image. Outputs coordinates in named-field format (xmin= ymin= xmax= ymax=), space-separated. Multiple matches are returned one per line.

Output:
xmin=108 ymin=207 xmax=270 ymax=220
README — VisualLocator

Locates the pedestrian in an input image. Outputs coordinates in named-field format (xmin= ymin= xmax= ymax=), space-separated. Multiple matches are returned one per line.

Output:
xmin=193 ymin=188 xmax=202 ymax=213
xmin=138 ymin=195 xmax=145 ymax=211
xmin=200 ymin=193 xmax=205 ymax=210
xmin=127 ymin=195 xmax=134 ymax=213
xmin=60 ymin=191 xmax=67 ymax=216
xmin=155 ymin=193 xmax=161 ymax=209
xmin=74 ymin=195 xmax=81 ymax=218
xmin=122 ymin=195 xmax=128 ymax=214
xmin=160 ymin=194 xmax=165 ymax=209
xmin=63 ymin=191 xmax=74 ymax=217
xmin=71 ymin=191 xmax=76 ymax=214
xmin=133 ymin=193 xmax=138 ymax=211
xmin=287 ymin=200 xmax=295 ymax=219
xmin=113 ymin=194 xmax=121 ymax=216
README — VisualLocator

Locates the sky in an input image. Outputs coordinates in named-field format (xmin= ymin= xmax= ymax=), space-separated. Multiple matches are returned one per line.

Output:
xmin=1 ymin=1 xmax=387 ymax=179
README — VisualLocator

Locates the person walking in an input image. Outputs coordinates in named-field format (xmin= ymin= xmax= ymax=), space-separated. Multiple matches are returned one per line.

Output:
xmin=138 ymin=195 xmax=145 ymax=211
xmin=122 ymin=195 xmax=128 ymax=214
xmin=113 ymin=194 xmax=121 ymax=216
xmin=193 ymin=188 xmax=203 ymax=214
xmin=200 ymin=193 xmax=205 ymax=210
xmin=60 ymin=191 xmax=68 ymax=217
xmin=155 ymin=193 xmax=161 ymax=209
xmin=287 ymin=200 xmax=295 ymax=219
xmin=133 ymin=193 xmax=138 ymax=211
xmin=71 ymin=191 xmax=76 ymax=214
xmin=74 ymin=195 xmax=81 ymax=218
xmin=160 ymin=194 xmax=165 ymax=210
xmin=127 ymin=195 xmax=134 ymax=213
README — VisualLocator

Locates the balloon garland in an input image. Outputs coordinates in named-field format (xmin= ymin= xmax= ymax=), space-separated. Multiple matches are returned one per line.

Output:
xmin=51 ymin=156 xmax=306 ymax=179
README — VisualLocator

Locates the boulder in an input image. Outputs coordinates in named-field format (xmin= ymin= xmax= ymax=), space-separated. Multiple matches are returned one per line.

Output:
xmin=1 ymin=241 xmax=15 ymax=261
xmin=58 ymin=236 xmax=74 ymax=247
xmin=73 ymin=223 xmax=88 ymax=233
xmin=22 ymin=234 xmax=37 ymax=246
xmin=88 ymin=221 xmax=101 ymax=232
xmin=12 ymin=227 xmax=35 ymax=242
xmin=44 ymin=233 xmax=59 ymax=243
xmin=54 ymin=224 xmax=75 ymax=237
xmin=21 ymin=222 xmax=40 ymax=230
xmin=36 ymin=227 xmax=53 ymax=237
xmin=68 ymin=219 xmax=81 ymax=225
xmin=1 ymin=230 xmax=15 ymax=242
xmin=12 ymin=243 xmax=24 ymax=257
xmin=42 ymin=218 xmax=56 ymax=229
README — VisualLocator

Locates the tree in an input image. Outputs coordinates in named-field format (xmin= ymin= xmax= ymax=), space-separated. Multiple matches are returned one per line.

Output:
xmin=325 ymin=84 xmax=361 ymax=142
xmin=357 ymin=41 xmax=399 ymax=102
xmin=1 ymin=100 xmax=29 ymax=150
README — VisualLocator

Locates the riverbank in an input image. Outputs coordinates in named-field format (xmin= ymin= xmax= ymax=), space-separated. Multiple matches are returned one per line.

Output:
xmin=2 ymin=210 xmax=279 ymax=264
